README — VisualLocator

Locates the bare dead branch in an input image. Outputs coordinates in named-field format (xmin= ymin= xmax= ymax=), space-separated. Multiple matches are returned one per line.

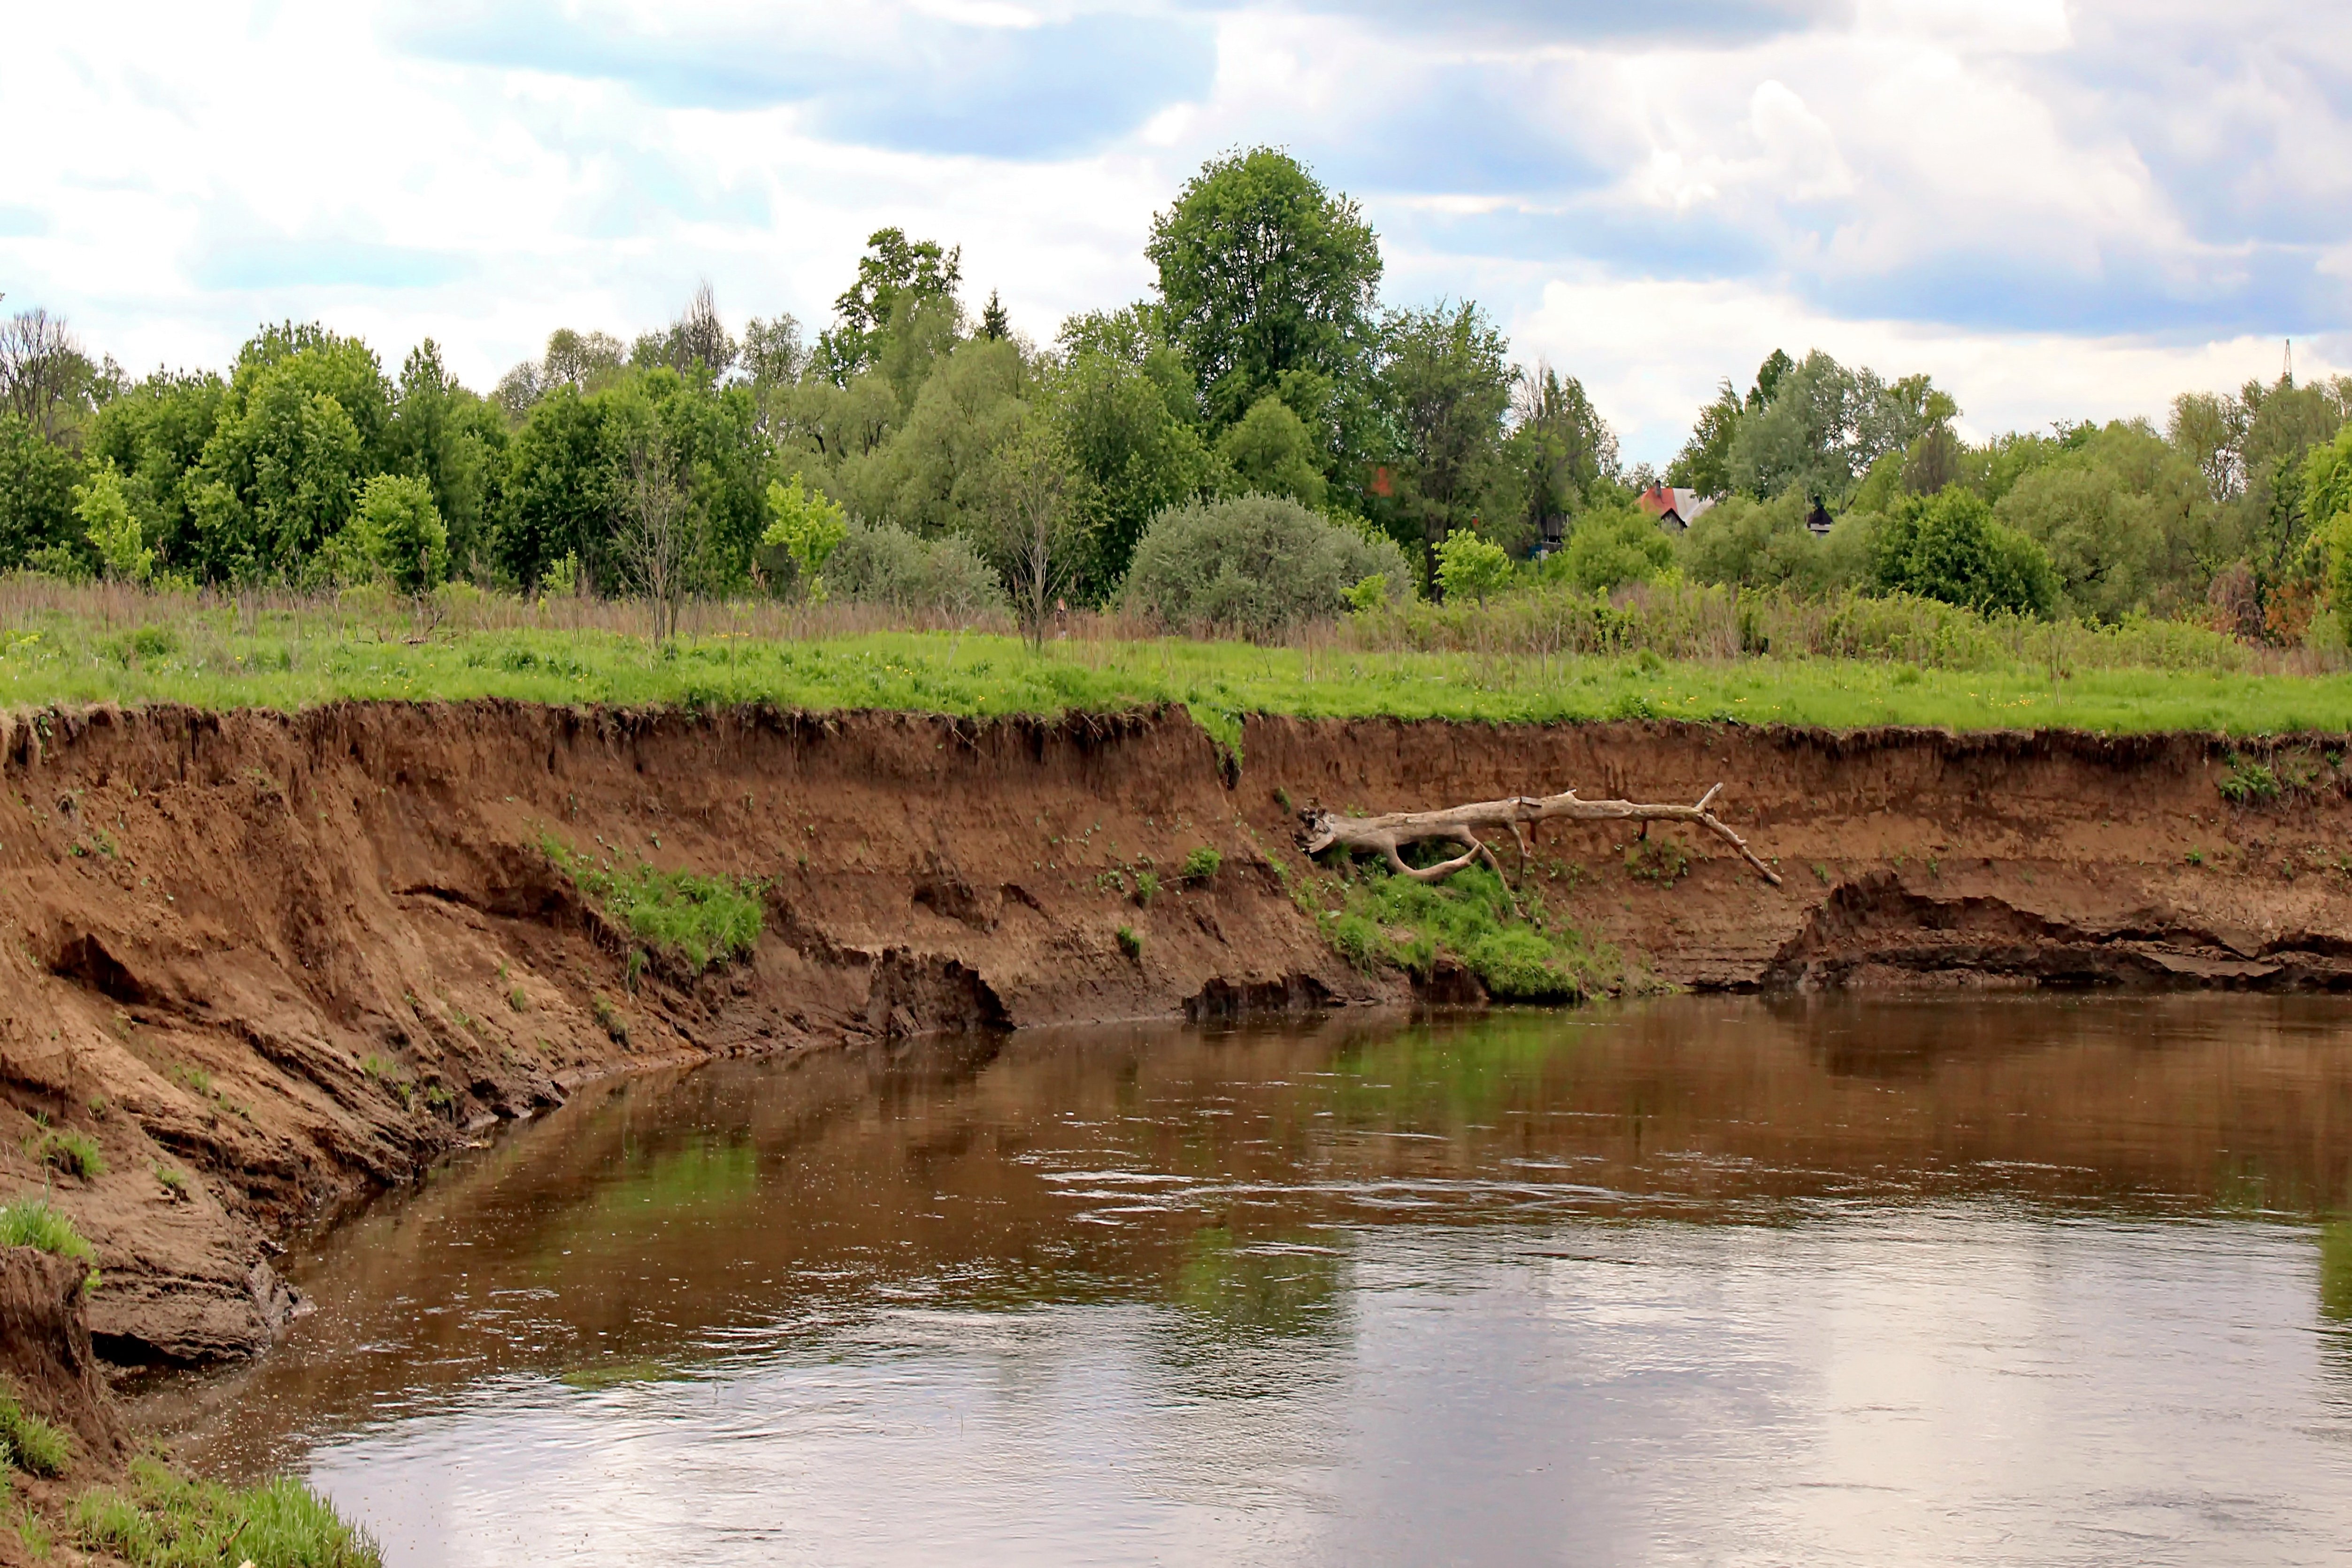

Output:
xmin=1302 ymin=784 xmax=1781 ymax=888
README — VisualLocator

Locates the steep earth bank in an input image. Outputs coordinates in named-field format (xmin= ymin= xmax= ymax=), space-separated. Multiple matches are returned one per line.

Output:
xmin=0 ymin=700 xmax=2347 ymax=1364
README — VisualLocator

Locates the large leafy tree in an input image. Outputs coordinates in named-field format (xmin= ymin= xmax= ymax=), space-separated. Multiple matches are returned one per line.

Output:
xmin=498 ymin=386 xmax=614 ymax=592
xmin=86 ymin=369 xmax=226 ymax=574
xmin=1507 ymin=364 xmax=1616 ymax=544
xmin=1376 ymin=300 xmax=1516 ymax=549
xmin=1147 ymin=148 xmax=1384 ymax=435
xmin=817 ymin=229 xmax=963 ymax=385
xmin=390 ymin=340 xmax=506 ymax=574
xmin=1049 ymin=307 xmax=1221 ymax=596
xmin=187 ymin=324 xmax=392 ymax=580
xmin=0 ymin=413 xmax=85 ymax=568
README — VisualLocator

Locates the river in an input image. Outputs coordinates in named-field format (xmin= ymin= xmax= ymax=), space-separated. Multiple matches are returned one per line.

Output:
xmin=143 ymin=995 xmax=2352 ymax=1566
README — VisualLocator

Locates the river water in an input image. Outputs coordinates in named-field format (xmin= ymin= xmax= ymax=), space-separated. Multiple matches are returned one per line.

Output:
xmin=148 ymin=996 xmax=2352 ymax=1566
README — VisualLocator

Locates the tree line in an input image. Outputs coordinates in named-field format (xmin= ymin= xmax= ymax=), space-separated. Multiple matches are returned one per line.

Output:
xmin=2 ymin=146 xmax=2348 ymax=646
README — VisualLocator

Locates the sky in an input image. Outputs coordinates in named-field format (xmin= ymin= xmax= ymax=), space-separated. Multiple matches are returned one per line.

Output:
xmin=4 ymin=0 xmax=2348 ymax=464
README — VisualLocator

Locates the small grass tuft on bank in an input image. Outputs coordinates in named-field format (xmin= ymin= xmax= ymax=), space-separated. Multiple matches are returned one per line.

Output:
xmin=544 ymin=838 xmax=764 ymax=973
xmin=0 ymin=1198 xmax=99 ymax=1292
xmin=1323 ymin=861 xmax=1613 ymax=1002
xmin=75 ymin=1457 xmax=382 ymax=1568
xmin=0 ymin=1386 xmax=71 ymax=1478
xmin=22 ymin=1130 xmax=105 ymax=1182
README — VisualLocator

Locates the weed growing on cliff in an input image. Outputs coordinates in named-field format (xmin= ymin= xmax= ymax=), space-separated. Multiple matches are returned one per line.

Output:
xmin=1624 ymin=836 xmax=1692 ymax=885
xmin=152 ymin=1164 xmax=186 ymax=1201
xmin=592 ymin=994 xmax=630 ymax=1045
xmin=75 ymin=1456 xmax=383 ymax=1568
xmin=1116 ymin=924 xmax=1144 ymax=959
xmin=2217 ymin=754 xmax=2282 ymax=804
xmin=1322 ymin=861 xmax=1610 ymax=1002
xmin=0 ymin=1200 xmax=97 ymax=1292
xmin=0 ymin=1390 xmax=70 ymax=1478
xmin=1133 ymin=869 xmax=1161 ymax=906
xmin=13 ymin=1501 xmax=51 ymax=1560
xmin=1181 ymin=846 xmax=1224 ymax=882
xmin=544 ymin=838 xmax=763 ymax=973
xmin=22 ymin=1131 xmax=104 ymax=1183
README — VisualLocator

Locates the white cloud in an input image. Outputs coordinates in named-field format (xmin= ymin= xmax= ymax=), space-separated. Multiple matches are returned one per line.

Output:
xmin=0 ymin=0 xmax=2340 ymax=462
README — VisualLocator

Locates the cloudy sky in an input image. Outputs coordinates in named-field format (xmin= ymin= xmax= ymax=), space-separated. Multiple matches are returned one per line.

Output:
xmin=5 ymin=0 xmax=2346 ymax=462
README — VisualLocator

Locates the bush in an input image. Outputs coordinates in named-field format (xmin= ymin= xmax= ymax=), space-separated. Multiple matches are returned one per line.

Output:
xmin=545 ymin=839 xmax=763 ymax=973
xmin=1436 ymin=531 xmax=1513 ymax=604
xmin=1869 ymin=487 xmax=2057 ymax=617
xmin=350 ymin=474 xmax=449 ymax=593
xmin=1181 ymin=846 xmax=1223 ymax=881
xmin=1121 ymin=494 xmax=1411 ymax=637
xmin=824 ymin=517 xmax=1005 ymax=618
xmin=1560 ymin=503 xmax=1673 ymax=594
xmin=1115 ymin=924 xmax=1144 ymax=959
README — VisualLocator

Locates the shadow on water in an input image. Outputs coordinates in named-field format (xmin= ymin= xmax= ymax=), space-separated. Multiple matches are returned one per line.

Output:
xmin=138 ymin=993 xmax=2352 ymax=1565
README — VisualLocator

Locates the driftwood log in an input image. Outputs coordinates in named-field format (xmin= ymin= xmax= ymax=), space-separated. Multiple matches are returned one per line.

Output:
xmin=1301 ymin=784 xmax=1782 ymax=891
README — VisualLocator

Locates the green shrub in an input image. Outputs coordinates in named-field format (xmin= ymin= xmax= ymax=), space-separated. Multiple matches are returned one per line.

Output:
xmin=1121 ymin=494 xmax=1410 ymax=637
xmin=1436 ymin=531 xmax=1514 ymax=604
xmin=1323 ymin=861 xmax=1607 ymax=1002
xmin=2217 ymin=754 xmax=2281 ymax=803
xmin=824 ymin=517 xmax=1004 ymax=617
xmin=1132 ymin=869 xmax=1161 ymax=906
xmin=1561 ymin=503 xmax=1673 ymax=594
xmin=75 ymin=1456 xmax=382 ymax=1567
xmin=1115 ymin=924 xmax=1143 ymax=959
xmin=545 ymin=839 xmax=764 ymax=972
xmin=1181 ymin=846 xmax=1223 ymax=882
xmin=1868 ymin=488 xmax=2057 ymax=617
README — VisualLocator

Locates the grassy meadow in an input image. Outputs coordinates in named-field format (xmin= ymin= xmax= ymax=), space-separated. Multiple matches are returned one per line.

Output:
xmin=3 ymin=578 xmax=2350 ymax=745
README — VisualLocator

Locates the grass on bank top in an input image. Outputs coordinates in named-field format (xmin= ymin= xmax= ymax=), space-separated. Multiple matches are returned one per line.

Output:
xmin=75 ymin=1456 xmax=382 ymax=1568
xmin=4 ymin=586 xmax=2352 ymax=740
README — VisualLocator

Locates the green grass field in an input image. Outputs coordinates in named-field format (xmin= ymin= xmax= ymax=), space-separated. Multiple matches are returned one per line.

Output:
xmin=5 ymin=594 xmax=2351 ymax=741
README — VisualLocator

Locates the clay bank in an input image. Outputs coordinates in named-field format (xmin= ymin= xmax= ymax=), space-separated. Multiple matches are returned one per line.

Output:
xmin=0 ymin=700 xmax=2349 ymax=1365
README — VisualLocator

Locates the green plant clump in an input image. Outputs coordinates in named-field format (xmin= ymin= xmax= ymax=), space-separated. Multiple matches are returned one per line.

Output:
xmin=0 ymin=1199 xmax=99 ymax=1292
xmin=1324 ymin=861 xmax=1608 ymax=1002
xmin=75 ymin=1456 xmax=383 ymax=1568
xmin=1132 ymin=869 xmax=1161 ymax=906
xmin=0 ymin=1388 xmax=71 ymax=1477
xmin=1116 ymin=924 xmax=1144 ymax=959
xmin=545 ymin=839 xmax=764 ymax=972
xmin=1181 ymin=846 xmax=1223 ymax=882
xmin=2217 ymin=754 xmax=2282 ymax=803
xmin=23 ymin=1130 xmax=105 ymax=1182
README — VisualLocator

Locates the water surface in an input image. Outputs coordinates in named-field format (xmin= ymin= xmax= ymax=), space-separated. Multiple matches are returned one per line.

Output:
xmin=152 ymin=996 xmax=2352 ymax=1566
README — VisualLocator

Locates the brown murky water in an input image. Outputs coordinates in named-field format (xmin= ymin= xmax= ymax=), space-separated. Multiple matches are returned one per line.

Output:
xmin=148 ymin=996 xmax=2352 ymax=1566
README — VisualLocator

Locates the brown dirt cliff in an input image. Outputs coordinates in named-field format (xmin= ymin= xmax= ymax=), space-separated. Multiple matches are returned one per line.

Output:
xmin=0 ymin=701 xmax=2347 ymax=1363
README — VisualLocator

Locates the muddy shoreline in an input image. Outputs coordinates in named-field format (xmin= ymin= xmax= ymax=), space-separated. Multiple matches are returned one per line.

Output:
xmin=1 ymin=700 xmax=2349 ymax=1364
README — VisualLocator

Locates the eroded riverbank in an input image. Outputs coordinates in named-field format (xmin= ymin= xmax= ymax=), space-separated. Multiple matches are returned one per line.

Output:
xmin=1 ymin=702 xmax=2350 ymax=1361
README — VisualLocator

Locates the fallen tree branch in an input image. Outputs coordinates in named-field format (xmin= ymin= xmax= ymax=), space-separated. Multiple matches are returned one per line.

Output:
xmin=1302 ymin=783 xmax=1782 ymax=889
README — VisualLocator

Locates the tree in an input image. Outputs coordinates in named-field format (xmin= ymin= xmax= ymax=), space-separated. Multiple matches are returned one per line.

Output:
xmin=1380 ymin=300 xmax=1515 ymax=548
xmin=1509 ymin=363 xmax=1616 ymax=542
xmin=77 ymin=466 xmax=151 ymax=583
xmin=0 ymin=309 xmax=115 ymax=447
xmin=637 ymin=283 xmax=736 ymax=383
xmin=352 ymin=473 xmax=448 ymax=592
xmin=1048 ymin=312 xmax=1221 ymax=597
xmin=1147 ymin=148 xmax=1383 ymax=430
xmin=86 ymin=369 xmax=225 ymax=573
xmin=390 ymin=339 xmax=503 ymax=573
xmin=1668 ymin=382 xmax=1745 ymax=497
xmin=1870 ymin=488 xmax=2056 ymax=616
xmin=1727 ymin=350 xmax=1858 ymax=503
xmin=980 ymin=291 xmax=1010 ymax=341
xmin=1561 ymin=504 xmax=1673 ymax=594
xmin=187 ymin=325 xmax=392 ymax=579
xmin=0 ymin=413 xmax=85 ymax=568
xmin=609 ymin=401 xmax=698 ymax=644
xmin=1217 ymin=395 xmax=1324 ymax=507
xmin=978 ymin=415 xmax=1092 ymax=651
xmin=817 ymin=229 xmax=962 ymax=384
xmin=760 ymin=474 xmax=848 ymax=599
xmin=1435 ymin=530 xmax=1512 ymax=603
xmin=498 ymin=386 xmax=614 ymax=593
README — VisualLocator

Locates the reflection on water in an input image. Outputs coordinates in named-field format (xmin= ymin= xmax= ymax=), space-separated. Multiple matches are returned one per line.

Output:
xmin=148 ymin=995 xmax=2352 ymax=1567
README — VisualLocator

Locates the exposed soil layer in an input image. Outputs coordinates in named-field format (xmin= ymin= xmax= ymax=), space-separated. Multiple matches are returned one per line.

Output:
xmin=0 ymin=701 xmax=2348 ymax=1364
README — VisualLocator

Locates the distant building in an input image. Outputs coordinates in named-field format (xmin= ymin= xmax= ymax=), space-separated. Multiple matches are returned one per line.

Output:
xmin=1805 ymin=499 xmax=1834 ymax=537
xmin=1635 ymin=483 xmax=1719 ymax=533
